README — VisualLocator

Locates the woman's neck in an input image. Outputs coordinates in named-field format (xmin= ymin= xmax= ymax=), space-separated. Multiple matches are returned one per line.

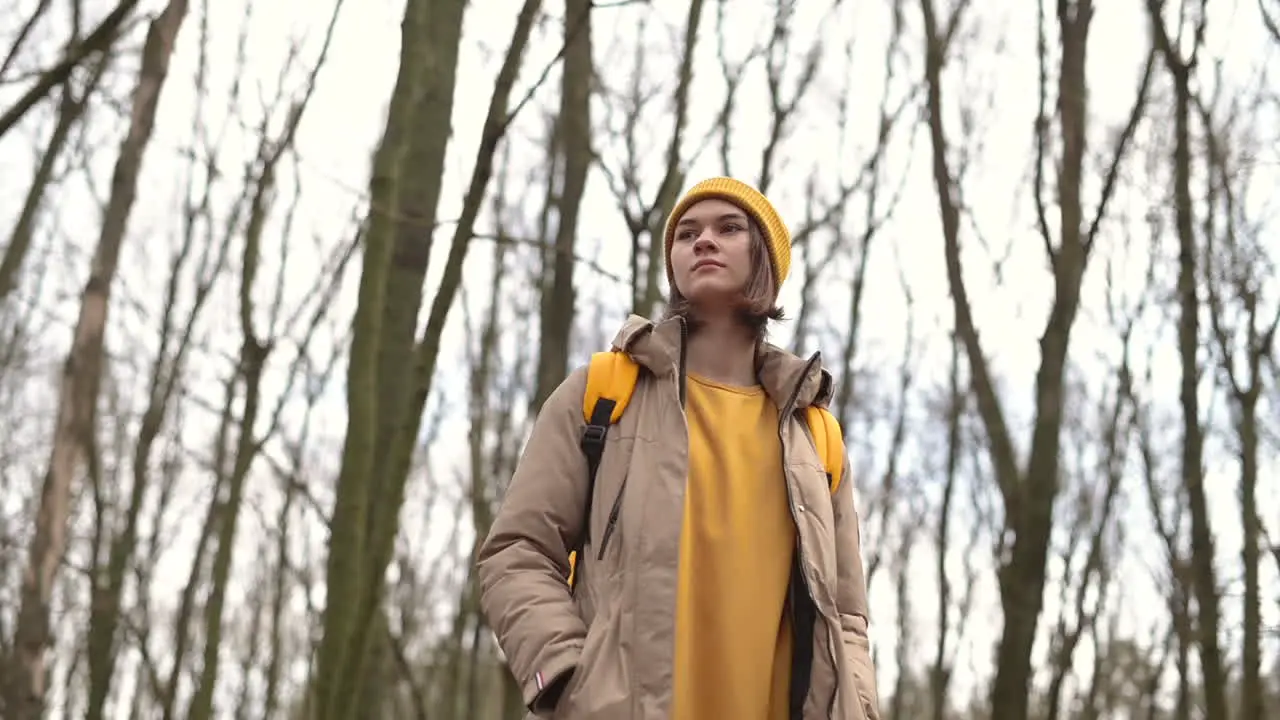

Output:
xmin=683 ymin=314 xmax=758 ymax=386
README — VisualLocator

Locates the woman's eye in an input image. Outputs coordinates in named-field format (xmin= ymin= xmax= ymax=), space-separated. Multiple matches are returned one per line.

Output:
xmin=721 ymin=223 xmax=743 ymax=234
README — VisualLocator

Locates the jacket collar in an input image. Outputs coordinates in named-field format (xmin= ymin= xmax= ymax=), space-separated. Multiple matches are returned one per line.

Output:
xmin=610 ymin=314 xmax=834 ymax=411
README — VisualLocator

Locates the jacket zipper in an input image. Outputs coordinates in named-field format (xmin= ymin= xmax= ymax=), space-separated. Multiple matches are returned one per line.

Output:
xmin=779 ymin=351 xmax=840 ymax=718
xmin=596 ymin=320 xmax=687 ymax=561
xmin=677 ymin=317 xmax=689 ymax=406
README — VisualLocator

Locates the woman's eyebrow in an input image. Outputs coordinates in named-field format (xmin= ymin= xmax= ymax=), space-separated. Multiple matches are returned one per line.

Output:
xmin=677 ymin=212 xmax=748 ymax=227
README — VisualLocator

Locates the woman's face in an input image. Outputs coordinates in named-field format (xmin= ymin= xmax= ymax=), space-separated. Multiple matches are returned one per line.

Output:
xmin=669 ymin=198 xmax=754 ymax=310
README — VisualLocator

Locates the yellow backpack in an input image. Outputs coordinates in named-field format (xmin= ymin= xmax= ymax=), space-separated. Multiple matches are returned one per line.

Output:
xmin=567 ymin=350 xmax=846 ymax=588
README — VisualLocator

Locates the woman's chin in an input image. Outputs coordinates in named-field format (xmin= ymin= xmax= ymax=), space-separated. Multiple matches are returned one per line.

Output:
xmin=682 ymin=284 xmax=743 ymax=308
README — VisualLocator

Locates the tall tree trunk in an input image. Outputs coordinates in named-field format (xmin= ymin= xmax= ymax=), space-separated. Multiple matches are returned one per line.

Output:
xmin=1235 ymin=393 xmax=1263 ymax=720
xmin=359 ymin=0 xmax=540 ymax=706
xmin=314 ymin=0 xmax=552 ymax=714
xmin=80 ymin=4 xmax=244 ymax=699
xmin=496 ymin=2 xmax=594 ymax=713
xmin=1200 ymin=90 xmax=1276 ymax=720
xmin=1170 ymin=69 xmax=1227 ymax=720
xmin=83 ymin=128 xmax=229 ymax=720
xmin=312 ymin=0 xmax=465 ymax=712
xmin=532 ymin=0 xmax=592 ymax=409
xmin=1 ymin=3 xmax=189 ymax=716
xmin=929 ymin=333 xmax=962 ymax=720
xmin=1146 ymin=4 xmax=1228 ymax=716
xmin=919 ymin=1 xmax=1150 ymax=716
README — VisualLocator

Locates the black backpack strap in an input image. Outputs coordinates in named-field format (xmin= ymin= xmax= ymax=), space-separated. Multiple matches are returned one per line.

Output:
xmin=572 ymin=397 xmax=616 ymax=592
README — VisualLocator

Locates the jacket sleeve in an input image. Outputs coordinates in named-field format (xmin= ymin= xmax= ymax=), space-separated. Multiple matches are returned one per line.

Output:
xmin=477 ymin=367 xmax=590 ymax=713
xmin=832 ymin=449 xmax=881 ymax=720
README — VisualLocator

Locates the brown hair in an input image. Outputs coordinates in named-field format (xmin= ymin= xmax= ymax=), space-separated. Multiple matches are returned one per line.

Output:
xmin=662 ymin=219 xmax=786 ymax=339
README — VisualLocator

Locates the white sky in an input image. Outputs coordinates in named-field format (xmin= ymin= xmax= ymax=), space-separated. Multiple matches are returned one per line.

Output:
xmin=1 ymin=0 xmax=1277 ymax=715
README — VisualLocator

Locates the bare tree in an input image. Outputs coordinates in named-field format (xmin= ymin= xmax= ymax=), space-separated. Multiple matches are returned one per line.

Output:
xmin=1199 ymin=81 xmax=1277 ymax=720
xmin=918 ymin=0 xmax=1153 ymax=716
xmin=1044 ymin=310 xmax=1138 ymax=720
xmin=441 ymin=192 xmax=518 ymax=720
xmin=309 ymin=0 xmax=470 ymax=708
xmin=2 ymin=2 xmax=190 ymax=715
xmin=793 ymin=0 xmax=914 ymax=364
xmin=312 ymin=0 xmax=547 ymax=714
xmin=862 ymin=270 xmax=917 ymax=591
xmin=1144 ymin=3 xmax=1229 ymax=717
xmin=889 ymin=520 xmax=922 ymax=720
xmin=1134 ymin=362 xmax=1196 ymax=720
xmin=595 ymin=0 xmax=705 ymax=316
xmin=532 ymin=0 xmax=593 ymax=410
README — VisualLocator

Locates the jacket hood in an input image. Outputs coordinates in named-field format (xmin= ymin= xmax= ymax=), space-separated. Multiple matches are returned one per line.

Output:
xmin=609 ymin=314 xmax=835 ymax=412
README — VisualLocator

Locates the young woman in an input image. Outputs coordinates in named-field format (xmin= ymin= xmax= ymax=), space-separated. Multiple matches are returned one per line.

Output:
xmin=477 ymin=177 xmax=880 ymax=720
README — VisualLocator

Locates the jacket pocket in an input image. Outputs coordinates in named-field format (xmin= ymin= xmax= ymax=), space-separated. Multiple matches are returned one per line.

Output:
xmin=554 ymin=599 xmax=630 ymax=719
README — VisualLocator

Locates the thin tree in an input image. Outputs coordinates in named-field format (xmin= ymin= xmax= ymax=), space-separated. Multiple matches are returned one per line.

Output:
xmin=1145 ymin=2 xmax=1228 ymax=717
xmin=1199 ymin=86 xmax=1276 ymax=720
xmin=2 ymin=2 xmax=190 ymax=715
xmin=532 ymin=0 xmax=593 ymax=410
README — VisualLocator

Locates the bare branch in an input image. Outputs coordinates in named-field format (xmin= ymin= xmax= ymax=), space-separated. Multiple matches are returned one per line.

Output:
xmin=0 ymin=0 xmax=141 ymax=140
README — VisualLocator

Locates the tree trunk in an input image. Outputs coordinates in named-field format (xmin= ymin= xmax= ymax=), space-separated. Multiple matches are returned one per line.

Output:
xmin=1145 ymin=3 xmax=1229 ymax=714
xmin=2 ymin=2 xmax=189 ymax=716
xmin=314 ymin=1 xmax=551 ymax=715
xmin=1199 ymin=84 xmax=1275 ymax=720
xmin=532 ymin=0 xmax=592 ymax=409
xmin=312 ymin=0 xmax=468 ymax=710
xmin=929 ymin=333 xmax=962 ymax=720
xmin=919 ymin=1 xmax=1150 ymax=716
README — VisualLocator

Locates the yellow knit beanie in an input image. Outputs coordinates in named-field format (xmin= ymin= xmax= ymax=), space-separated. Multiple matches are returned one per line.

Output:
xmin=662 ymin=176 xmax=791 ymax=289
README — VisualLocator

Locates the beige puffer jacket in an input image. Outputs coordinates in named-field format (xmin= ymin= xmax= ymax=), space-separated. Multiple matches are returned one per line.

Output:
xmin=478 ymin=315 xmax=880 ymax=719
